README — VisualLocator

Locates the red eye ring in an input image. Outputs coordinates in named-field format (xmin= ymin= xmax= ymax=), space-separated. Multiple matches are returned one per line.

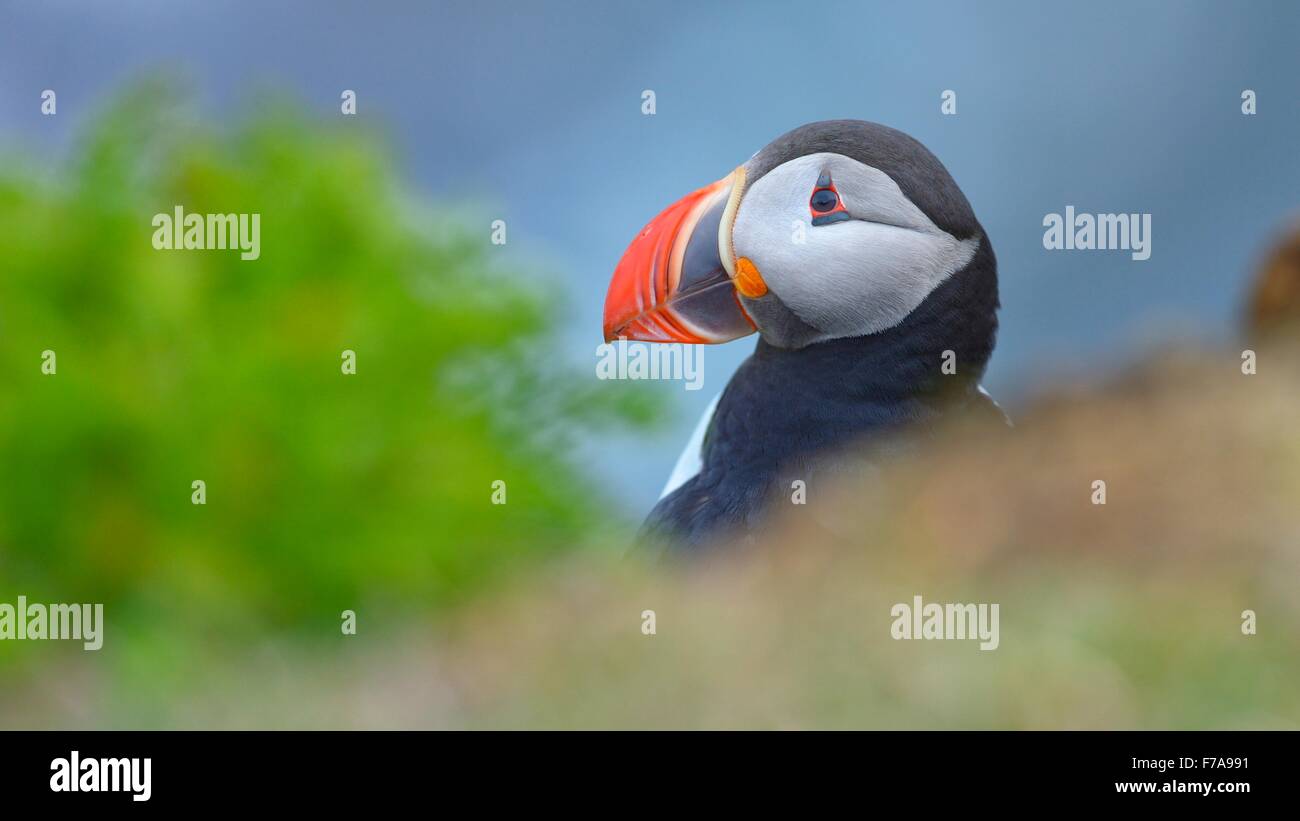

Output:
xmin=810 ymin=172 xmax=849 ymax=225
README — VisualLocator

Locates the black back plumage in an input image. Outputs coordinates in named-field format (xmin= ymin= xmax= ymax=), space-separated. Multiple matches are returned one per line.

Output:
xmin=641 ymin=225 xmax=1001 ymax=551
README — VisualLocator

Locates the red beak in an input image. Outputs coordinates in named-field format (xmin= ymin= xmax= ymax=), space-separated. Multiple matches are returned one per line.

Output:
xmin=602 ymin=169 xmax=757 ymax=344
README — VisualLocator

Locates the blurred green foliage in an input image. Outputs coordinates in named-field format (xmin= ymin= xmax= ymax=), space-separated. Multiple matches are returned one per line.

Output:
xmin=0 ymin=81 xmax=658 ymax=679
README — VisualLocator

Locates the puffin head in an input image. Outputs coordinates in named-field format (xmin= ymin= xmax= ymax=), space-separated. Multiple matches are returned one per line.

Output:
xmin=603 ymin=119 xmax=996 ymax=355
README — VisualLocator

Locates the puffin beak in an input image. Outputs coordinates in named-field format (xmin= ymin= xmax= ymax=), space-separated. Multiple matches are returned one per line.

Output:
xmin=603 ymin=167 xmax=758 ymax=343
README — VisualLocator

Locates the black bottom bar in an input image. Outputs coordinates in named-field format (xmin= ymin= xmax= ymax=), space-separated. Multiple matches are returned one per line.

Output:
xmin=1 ymin=730 xmax=1283 ymax=807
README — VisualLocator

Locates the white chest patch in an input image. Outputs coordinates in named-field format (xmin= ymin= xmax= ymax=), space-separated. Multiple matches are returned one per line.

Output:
xmin=660 ymin=392 xmax=720 ymax=499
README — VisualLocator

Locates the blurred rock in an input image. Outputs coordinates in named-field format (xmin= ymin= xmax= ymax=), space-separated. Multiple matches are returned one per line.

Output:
xmin=1247 ymin=217 xmax=1300 ymax=339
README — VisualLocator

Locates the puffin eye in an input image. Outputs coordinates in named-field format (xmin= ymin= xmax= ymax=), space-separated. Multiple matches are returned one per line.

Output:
xmin=809 ymin=171 xmax=850 ymax=226
xmin=810 ymin=189 xmax=839 ymax=212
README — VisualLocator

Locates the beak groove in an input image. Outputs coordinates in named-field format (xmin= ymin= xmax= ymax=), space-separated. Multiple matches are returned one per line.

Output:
xmin=603 ymin=168 xmax=757 ymax=344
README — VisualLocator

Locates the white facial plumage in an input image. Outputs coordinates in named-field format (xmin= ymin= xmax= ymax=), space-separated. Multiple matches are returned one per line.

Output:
xmin=731 ymin=152 xmax=979 ymax=341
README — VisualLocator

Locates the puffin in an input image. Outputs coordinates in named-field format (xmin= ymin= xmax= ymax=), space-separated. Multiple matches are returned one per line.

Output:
xmin=603 ymin=120 xmax=1005 ymax=550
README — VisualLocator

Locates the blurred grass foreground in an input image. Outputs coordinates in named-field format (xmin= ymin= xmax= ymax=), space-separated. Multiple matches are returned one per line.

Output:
xmin=173 ymin=349 xmax=1300 ymax=729
xmin=11 ymin=345 xmax=1300 ymax=729
xmin=2 ymin=83 xmax=1298 ymax=729
xmin=0 ymin=82 xmax=658 ymax=714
